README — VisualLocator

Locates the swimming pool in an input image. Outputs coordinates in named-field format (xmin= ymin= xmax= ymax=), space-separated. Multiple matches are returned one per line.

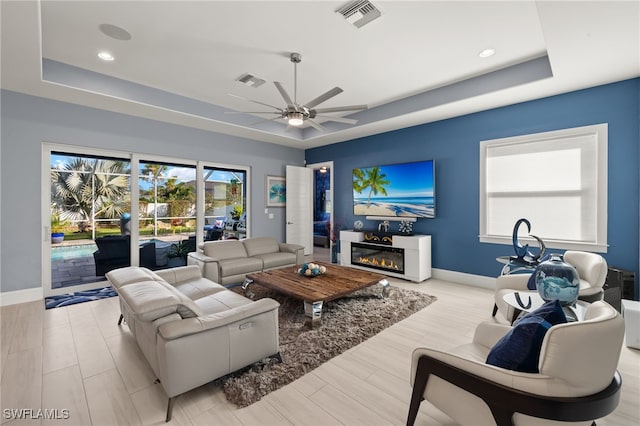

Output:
xmin=50 ymin=238 xmax=173 ymax=261
xmin=51 ymin=244 xmax=97 ymax=260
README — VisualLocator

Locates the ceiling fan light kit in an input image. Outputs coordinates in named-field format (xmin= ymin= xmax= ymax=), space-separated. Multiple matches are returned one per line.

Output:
xmin=288 ymin=112 xmax=304 ymax=126
xmin=229 ymin=52 xmax=368 ymax=131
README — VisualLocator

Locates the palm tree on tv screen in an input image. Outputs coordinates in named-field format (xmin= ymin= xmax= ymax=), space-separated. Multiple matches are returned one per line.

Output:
xmin=353 ymin=167 xmax=390 ymax=207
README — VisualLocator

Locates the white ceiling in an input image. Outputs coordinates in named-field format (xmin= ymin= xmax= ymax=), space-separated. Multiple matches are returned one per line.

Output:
xmin=2 ymin=1 xmax=639 ymax=149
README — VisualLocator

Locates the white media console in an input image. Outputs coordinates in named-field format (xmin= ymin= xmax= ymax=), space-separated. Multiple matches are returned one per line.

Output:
xmin=340 ymin=230 xmax=431 ymax=282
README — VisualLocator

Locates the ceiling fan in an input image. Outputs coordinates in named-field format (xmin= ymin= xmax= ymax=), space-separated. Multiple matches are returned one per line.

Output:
xmin=228 ymin=53 xmax=368 ymax=131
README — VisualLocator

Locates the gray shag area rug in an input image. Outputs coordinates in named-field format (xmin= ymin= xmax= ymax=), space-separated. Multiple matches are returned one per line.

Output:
xmin=221 ymin=283 xmax=437 ymax=407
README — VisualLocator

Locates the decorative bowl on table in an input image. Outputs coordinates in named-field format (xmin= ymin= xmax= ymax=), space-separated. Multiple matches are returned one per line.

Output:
xmin=297 ymin=262 xmax=327 ymax=277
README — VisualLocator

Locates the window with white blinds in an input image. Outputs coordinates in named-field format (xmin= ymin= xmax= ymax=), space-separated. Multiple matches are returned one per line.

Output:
xmin=479 ymin=124 xmax=608 ymax=252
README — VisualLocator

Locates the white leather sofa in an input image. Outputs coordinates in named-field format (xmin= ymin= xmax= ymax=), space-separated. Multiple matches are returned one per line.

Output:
xmin=106 ymin=265 xmax=281 ymax=422
xmin=187 ymin=236 xmax=304 ymax=286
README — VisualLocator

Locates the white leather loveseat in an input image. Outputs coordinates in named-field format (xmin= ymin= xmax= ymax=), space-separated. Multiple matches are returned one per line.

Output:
xmin=187 ymin=236 xmax=304 ymax=286
xmin=106 ymin=265 xmax=281 ymax=422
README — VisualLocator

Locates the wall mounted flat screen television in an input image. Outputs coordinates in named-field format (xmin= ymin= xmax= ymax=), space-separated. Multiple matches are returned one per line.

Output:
xmin=353 ymin=160 xmax=435 ymax=218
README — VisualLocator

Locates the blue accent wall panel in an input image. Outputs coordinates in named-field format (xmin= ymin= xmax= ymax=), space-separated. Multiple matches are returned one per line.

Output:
xmin=306 ymin=79 xmax=640 ymax=284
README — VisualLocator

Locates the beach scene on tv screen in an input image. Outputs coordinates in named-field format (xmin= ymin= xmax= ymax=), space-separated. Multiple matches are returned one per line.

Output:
xmin=353 ymin=160 xmax=435 ymax=218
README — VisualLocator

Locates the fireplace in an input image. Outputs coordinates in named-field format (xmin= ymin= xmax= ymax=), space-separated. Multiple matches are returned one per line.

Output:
xmin=351 ymin=242 xmax=405 ymax=274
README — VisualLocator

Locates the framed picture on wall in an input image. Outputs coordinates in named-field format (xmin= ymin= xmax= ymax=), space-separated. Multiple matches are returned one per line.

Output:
xmin=266 ymin=175 xmax=286 ymax=207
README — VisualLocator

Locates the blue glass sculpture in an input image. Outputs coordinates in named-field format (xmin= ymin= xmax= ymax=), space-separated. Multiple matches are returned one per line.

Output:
xmin=534 ymin=253 xmax=580 ymax=306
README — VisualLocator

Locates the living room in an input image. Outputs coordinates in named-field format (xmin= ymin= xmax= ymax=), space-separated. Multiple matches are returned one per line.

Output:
xmin=1 ymin=1 xmax=639 ymax=425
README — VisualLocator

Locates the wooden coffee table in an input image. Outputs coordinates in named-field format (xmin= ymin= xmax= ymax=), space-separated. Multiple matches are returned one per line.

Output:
xmin=243 ymin=262 xmax=390 ymax=327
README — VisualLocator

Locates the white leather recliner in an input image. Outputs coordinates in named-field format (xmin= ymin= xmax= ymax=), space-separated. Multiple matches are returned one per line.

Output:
xmin=493 ymin=250 xmax=608 ymax=322
xmin=408 ymin=301 xmax=624 ymax=426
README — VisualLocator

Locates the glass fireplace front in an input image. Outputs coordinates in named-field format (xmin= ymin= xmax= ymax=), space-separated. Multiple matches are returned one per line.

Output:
xmin=351 ymin=242 xmax=405 ymax=274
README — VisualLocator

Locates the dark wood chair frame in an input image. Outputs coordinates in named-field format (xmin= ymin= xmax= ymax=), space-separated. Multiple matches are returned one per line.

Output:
xmin=407 ymin=354 xmax=621 ymax=426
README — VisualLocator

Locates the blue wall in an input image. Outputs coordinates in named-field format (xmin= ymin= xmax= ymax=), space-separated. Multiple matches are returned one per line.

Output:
xmin=306 ymin=79 xmax=640 ymax=290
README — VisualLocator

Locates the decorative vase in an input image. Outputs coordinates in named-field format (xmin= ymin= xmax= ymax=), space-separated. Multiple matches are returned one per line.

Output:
xmin=51 ymin=232 xmax=65 ymax=244
xmin=534 ymin=253 xmax=580 ymax=306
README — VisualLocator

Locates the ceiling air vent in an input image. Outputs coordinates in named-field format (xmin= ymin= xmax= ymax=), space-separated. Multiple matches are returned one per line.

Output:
xmin=336 ymin=0 xmax=381 ymax=28
xmin=235 ymin=73 xmax=265 ymax=88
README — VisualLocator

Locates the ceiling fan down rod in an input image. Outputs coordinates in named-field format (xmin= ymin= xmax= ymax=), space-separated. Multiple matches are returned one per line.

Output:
xmin=290 ymin=52 xmax=301 ymax=105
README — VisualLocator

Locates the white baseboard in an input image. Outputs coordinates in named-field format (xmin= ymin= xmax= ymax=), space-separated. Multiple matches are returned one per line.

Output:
xmin=0 ymin=287 xmax=44 ymax=307
xmin=432 ymin=268 xmax=496 ymax=290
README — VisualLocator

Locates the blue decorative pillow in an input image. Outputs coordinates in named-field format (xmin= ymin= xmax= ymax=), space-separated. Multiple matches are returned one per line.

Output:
xmin=486 ymin=300 xmax=567 ymax=373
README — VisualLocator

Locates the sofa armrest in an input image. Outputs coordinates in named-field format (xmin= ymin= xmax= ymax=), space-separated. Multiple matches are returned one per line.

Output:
xmin=495 ymin=273 xmax=531 ymax=292
xmin=473 ymin=321 xmax=512 ymax=348
xmin=411 ymin=347 xmax=539 ymax=389
xmin=278 ymin=243 xmax=304 ymax=264
xmin=157 ymin=298 xmax=280 ymax=340
xmin=187 ymin=252 xmax=221 ymax=283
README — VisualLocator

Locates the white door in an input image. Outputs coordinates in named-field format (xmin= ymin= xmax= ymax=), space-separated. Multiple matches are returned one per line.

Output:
xmin=286 ymin=165 xmax=313 ymax=255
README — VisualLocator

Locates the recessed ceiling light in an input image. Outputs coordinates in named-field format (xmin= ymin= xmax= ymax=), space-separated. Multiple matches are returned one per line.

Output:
xmin=479 ymin=48 xmax=495 ymax=58
xmin=98 ymin=51 xmax=115 ymax=61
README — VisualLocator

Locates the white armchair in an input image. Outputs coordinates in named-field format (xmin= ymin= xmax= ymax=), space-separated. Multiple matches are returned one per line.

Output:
xmin=408 ymin=301 xmax=624 ymax=426
xmin=493 ymin=250 xmax=608 ymax=322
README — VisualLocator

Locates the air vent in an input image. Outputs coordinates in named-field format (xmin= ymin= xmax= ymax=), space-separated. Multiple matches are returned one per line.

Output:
xmin=235 ymin=73 xmax=265 ymax=88
xmin=336 ymin=0 xmax=381 ymax=28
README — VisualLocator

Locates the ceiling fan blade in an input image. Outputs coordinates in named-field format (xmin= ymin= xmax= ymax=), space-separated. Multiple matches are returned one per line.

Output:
xmin=313 ymin=104 xmax=368 ymax=114
xmin=224 ymin=111 xmax=281 ymax=114
xmin=315 ymin=115 xmax=358 ymax=125
xmin=248 ymin=116 xmax=284 ymax=127
xmin=304 ymin=87 xmax=343 ymax=109
xmin=306 ymin=119 xmax=325 ymax=132
xmin=274 ymin=82 xmax=294 ymax=107
xmin=228 ymin=93 xmax=283 ymax=111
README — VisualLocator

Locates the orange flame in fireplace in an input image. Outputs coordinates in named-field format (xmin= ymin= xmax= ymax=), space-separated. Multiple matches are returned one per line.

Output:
xmin=358 ymin=256 xmax=400 ymax=270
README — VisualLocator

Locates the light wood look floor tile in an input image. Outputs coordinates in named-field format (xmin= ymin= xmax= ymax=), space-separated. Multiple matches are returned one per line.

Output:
xmin=233 ymin=400 xmax=294 ymax=426
xmin=105 ymin=333 xmax=156 ymax=394
xmin=175 ymin=383 xmax=230 ymax=421
xmin=8 ymin=302 xmax=43 ymax=354
xmin=41 ymin=365 xmax=90 ymax=426
xmin=83 ymin=368 xmax=141 ymax=426
xmin=70 ymin=320 xmax=116 ymax=379
xmin=287 ymin=371 xmax=328 ymax=398
xmin=129 ymin=384 xmax=190 ymax=426
xmin=42 ymin=307 xmax=69 ymax=331
xmin=310 ymin=362 xmax=408 ymax=425
xmin=190 ymin=406 xmax=243 ymax=426
xmin=309 ymin=384 xmax=394 ymax=426
xmin=89 ymin=297 xmax=123 ymax=339
xmin=1 ymin=347 xmax=42 ymax=425
xmin=42 ymin=325 xmax=78 ymax=375
xmin=260 ymin=385 xmax=342 ymax=426
xmin=0 ymin=304 xmax=19 ymax=380
xmin=1 ymin=272 xmax=639 ymax=426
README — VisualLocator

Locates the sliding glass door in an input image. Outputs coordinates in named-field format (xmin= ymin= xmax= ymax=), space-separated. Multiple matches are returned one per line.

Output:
xmin=203 ymin=166 xmax=248 ymax=240
xmin=44 ymin=145 xmax=251 ymax=296
xmin=137 ymin=160 xmax=197 ymax=268
xmin=49 ymin=151 xmax=131 ymax=290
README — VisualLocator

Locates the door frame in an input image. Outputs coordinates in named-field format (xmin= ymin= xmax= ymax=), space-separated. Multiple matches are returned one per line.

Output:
xmin=43 ymin=143 xmax=133 ymax=296
xmin=306 ymin=161 xmax=334 ymax=253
